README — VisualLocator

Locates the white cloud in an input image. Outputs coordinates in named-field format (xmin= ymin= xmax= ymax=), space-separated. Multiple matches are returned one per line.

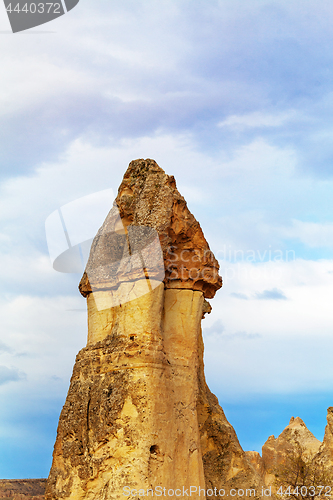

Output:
xmin=204 ymin=332 xmax=333 ymax=399
xmin=0 ymin=294 xmax=87 ymax=388
xmin=201 ymin=257 xmax=333 ymax=398
xmin=0 ymin=366 xmax=24 ymax=385
xmin=254 ymin=288 xmax=288 ymax=300
xmin=282 ymin=220 xmax=333 ymax=248
xmin=218 ymin=111 xmax=298 ymax=130
xmin=204 ymin=258 xmax=333 ymax=340
xmin=210 ymin=138 xmax=297 ymax=187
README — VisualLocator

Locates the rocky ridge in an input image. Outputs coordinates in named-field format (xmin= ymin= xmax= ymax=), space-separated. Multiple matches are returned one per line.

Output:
xmin=0 ymin=479 xmax=46 ymax=500
xmin=246 ymin=410 xmax=333 ymax=489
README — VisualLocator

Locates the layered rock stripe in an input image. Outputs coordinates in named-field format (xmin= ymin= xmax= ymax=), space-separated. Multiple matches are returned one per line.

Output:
xmin=0 ymin=479 xmax=46 ymax=500
xmin=46 ymin=160 xmax=261 ymax=500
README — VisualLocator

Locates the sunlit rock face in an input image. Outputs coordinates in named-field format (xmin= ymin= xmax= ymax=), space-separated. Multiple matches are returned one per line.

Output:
xmin=317 ymin=407 xmax=333 ymax=471
xmin=261 ymin=416 xmax=321 ymax=487
xmin=46 ymin=159 xmax=261 ymax=500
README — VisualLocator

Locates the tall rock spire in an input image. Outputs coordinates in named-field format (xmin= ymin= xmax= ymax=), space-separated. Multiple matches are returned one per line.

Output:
xmin=46 ymin=159 xmax=261 ymax=500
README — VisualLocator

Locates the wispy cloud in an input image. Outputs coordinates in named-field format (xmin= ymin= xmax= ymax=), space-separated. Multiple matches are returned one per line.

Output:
xmin=217 ymin=111 xmax=297 ymax=130
xmin=230 ymin=289 xmax=288 ymax=301
xmin=255 ymin=288 xmax=288 ymax=300
xmin=204 ymin=320 xmax=225 ymax=336
xmin=0 ymin=366 xmax=25 ymax=385
xmin=0 ymin=342 xmax=11 ymax=353
xmin=203 ymin=321 xmax=261 ymax=341
xmin=230 ymin=292 xmax=249 ymax=300
xmin=281 ymin=220 xmax=333 ymax=248
xmin=226 ymin=331 xmax=262 ymax=340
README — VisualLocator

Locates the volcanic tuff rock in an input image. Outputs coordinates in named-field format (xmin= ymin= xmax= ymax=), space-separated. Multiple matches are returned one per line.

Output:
xmin=79 ymin=159 xmax=221 ymax=299
xmin=46 ymin=159 xmax=262 ymax=500
xmin=244 ymin=452 xmax=264 ymax=476
xmin=316 ymin=407 xmax=333 ymax=471
xmin=260 ymin=416 xmax=321 ymax=487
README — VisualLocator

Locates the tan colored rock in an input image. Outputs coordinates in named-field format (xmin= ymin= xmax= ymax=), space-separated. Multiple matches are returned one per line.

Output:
xmin=260 ymin=416 xmax=321 ymax=488
xmin=47 ymin=284 xmax=207 ymax=499
xmin=244 ymin=452 xmax=264 ymax=476
xmin=262 ymin=417 xmax=321 ymax=473
xmin=79 ymin=159 xmax=222 ymax=299
xmin=46 ymin=159 xmax=262 ymax=500
xmin=316 ymin=407 xmax=333 ymax=471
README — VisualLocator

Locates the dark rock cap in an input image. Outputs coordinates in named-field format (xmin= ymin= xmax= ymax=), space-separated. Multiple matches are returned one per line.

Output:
xmin=79 ymin=159 xmax=222 ymax=299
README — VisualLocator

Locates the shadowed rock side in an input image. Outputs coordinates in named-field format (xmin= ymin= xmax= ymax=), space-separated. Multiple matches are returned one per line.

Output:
xmin=46 ymin=159 xmax=261 ymax=500
xmin=0 ymin=479 xmax=46 ymax=500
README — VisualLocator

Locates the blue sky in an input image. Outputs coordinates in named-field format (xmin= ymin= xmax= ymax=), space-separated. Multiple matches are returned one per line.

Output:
xmin=1 ymin=0 xmax=333 ymax=478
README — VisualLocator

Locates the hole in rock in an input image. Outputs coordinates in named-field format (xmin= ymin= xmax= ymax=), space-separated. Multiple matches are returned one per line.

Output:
xmin=105 ymin=386 xmax=113 ymax=398
xmin=150 ymin=445 xmax=159 ymax=455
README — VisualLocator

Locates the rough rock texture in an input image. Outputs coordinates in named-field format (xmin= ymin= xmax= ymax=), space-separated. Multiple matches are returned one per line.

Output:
xmin=79 ymin=159 xmax=222 ymax=299
xmin=46 ymin=159 xmax=261 ymax=500
xmin=0 ymin=480 xmax=46 ymax=500
xmin=244 ymin=452 xmax=264 ymax=476
xmin=261 ymin=417 xmax=321 ymax=487
xmin=316 ymin=407 xmax=333 ymax=471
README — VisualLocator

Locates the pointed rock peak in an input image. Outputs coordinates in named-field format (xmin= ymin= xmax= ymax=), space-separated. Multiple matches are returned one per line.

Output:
xmin=287 ymin=416 xmax=306 ymax=428
xmin=276 ymin=416 xmax=321 ymax=456
xmin=325 ymin=407 xmax=333 ymax=428
xmin=79 ymin=158 xmax=222 ymax=299
xmin=262 ymin=417 xmax=321 ymax=475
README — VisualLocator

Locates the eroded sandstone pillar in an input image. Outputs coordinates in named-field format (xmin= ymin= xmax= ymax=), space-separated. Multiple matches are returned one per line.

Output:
xmin=46 ymin=159 xmax=262 ymax=500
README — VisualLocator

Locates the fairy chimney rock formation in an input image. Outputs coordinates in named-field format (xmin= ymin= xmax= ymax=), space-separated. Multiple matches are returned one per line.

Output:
xmin=46 ymin=159 xmax=261 ymax=500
